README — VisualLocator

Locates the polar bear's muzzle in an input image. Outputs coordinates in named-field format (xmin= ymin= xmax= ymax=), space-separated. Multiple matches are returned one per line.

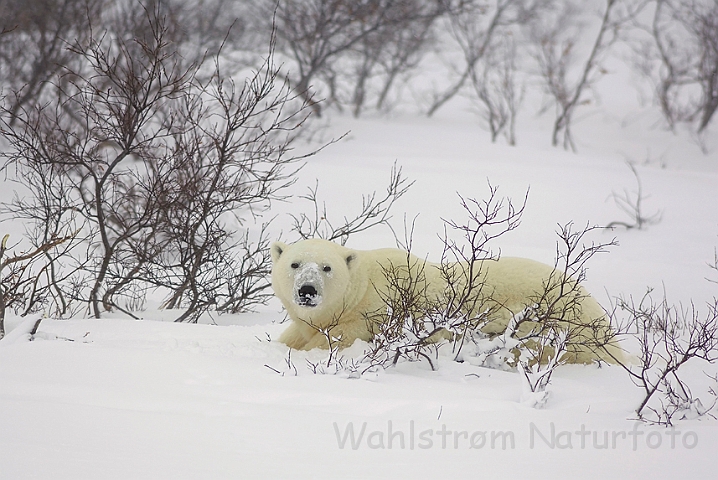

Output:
xmin=293 ymin=263 xmax=324 ymax=308
xmin=297 ymin=284 xmax=319 ymax=307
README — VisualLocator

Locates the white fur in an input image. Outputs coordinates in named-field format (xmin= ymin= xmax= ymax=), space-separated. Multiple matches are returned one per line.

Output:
xmin=271 ymin=238 xmax=622 ymax=363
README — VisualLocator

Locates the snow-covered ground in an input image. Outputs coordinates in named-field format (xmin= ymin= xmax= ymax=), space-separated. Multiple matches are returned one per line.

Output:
xmin=2 ymin=60 xmax=718 ymax=478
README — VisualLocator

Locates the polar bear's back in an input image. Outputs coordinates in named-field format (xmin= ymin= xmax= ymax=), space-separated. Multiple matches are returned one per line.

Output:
xmin=483 ymin=256 xmax=564 ymax=309
xmin=479 ymin=257 xmax=590 ymax=328
xmin=360 ymin=249 xmax=604 ymax=323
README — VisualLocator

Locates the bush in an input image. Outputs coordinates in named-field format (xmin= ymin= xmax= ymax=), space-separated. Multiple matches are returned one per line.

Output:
xmin=1 ymin=6 xmax=317 ymax=321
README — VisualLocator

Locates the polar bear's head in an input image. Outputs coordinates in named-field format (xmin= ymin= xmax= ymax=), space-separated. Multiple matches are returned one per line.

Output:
xmin=270 ymin=239 xmax=365 ymax=326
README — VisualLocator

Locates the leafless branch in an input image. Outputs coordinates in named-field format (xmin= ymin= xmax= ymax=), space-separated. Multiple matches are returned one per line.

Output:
xmin=606 ymin=162 xmax=662 ymax=230
xmin=638 ymin=0 xmax=718 ymax=133
xmin=0 ymin=232 xmax=76 ymax=339
xmin=427 ymin=0 xmax=539 ymax=116
xmin=290 ymin=163 xmax=413 ymax=245
xmin=530 ymin=0 xmax=647 ymax=151
xmin=2 ymin=5 xmax=318 ymax=321
xmin=607 ymin=288 xmax=718 ymax=424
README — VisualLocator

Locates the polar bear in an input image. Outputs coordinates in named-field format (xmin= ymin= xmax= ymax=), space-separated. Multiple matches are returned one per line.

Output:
xmin=271 ymin=238 xmax=621 ymax=363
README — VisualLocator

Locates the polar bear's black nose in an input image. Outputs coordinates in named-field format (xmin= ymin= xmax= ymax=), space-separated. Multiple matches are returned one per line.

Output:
xmin=298 ymin=284 xmax=318 ymax=306
xmin=299 ymin=284 xmax=317 ymax=297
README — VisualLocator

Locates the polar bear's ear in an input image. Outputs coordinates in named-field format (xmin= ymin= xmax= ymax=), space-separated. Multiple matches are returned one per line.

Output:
xmin=271 ymin=242 xmax=288 ymax=263
xmin=345 ymin=253 xmax=356 ymax=268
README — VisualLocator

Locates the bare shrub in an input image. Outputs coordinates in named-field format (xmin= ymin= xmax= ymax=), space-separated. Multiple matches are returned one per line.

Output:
xmin=427 ymin=0 xmax=541 ymax=117
xmin=438 ymin=189 xmax=527 ymax=352
xmin=0 ymin=0 xmax=103 ymax=124
xmin=356 ymin=2 xmax=443 ymax=114
xmin=302 ymin=312 xmax=345 ymax=371
xmin=637 ymin=0 xmax=718 ymax=134
xmin=1 ymin=144 xmax=90 ymax=318
xmin=290 ymin=163 xmax=413 ymax=246
xmin=0 ymin=0 xmax=253 ymax=126
xmin=469 ymin=33 xmax=525 ymax=145
xmin=361 ymin=185 xmax=529 ymax=371
xmin=0 ymin=232 xmax=76 ymax=339
xmin=458 ymin=222 xmax=617 ymax=408
xmin=515 ymin=223 xmax=617 ymax=405
xmin=530 ymin=0 xmax=645 ymax=151
xmin=258 ymin=0 xmax=447 ymax=116
xmin=607 ymin=289 xmax=718 ymax=424
xmin=138 ymin=48 xmax=315 ymax=322
xmin=348 ymin=1 xmax=444 ymax=116
xmin=606 ymin=162 xmax=662 ymax=230
xmin=107 ymin=0 xmax=251 ymax=66
xmin=265 ymin=347 xmax=299 ymax=377
xmin=518 ymin=329 xmax=568 ymax=408
xmin=361 ymin=241 xmax=446 ymax=371
xmin=709 ymin=249 xmax=718 ymax=285
xmin=1 ymin=7 xmax=317 ymax=321
xmin=362 ymin=207 xmax=617 ymax=405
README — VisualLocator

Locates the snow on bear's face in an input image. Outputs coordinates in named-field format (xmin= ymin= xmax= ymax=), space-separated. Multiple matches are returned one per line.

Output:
xmin=271 ymin=239 xmax=359 ymax=326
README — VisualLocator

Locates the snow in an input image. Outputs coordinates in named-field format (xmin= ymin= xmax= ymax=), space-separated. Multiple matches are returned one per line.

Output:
xmin=2 ymin=53 xmax=718 ymax=480
xmin=2 ymin=315 xmax=714 ymax=478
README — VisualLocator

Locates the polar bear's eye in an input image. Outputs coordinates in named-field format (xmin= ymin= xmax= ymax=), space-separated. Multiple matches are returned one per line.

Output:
xmin=290 ymin=262 xmax=300 ymax=269
xmin=323 ymin=265 xmax=332 ymax=273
